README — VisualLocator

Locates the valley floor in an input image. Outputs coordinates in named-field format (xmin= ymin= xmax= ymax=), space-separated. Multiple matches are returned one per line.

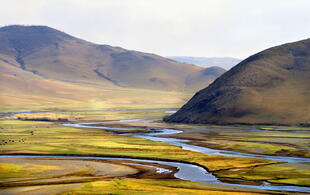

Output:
xmin=0 ymin=108 xmax=309 ymax=194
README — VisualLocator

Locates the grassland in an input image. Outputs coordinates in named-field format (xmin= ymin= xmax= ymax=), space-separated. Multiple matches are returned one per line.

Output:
xmin=115 ymin=119 xmax=310 ymax=186
xmin=0 ymin=110 xmax=309 ymax=194
xmin=255 ymin=125 xmax=310 ymax=131
xmin=0 ymin=117 xmax=272 ymax=170
xmin=11 ymin=109 xmax=170 ymax=122
xmin=123 ymin=119 xmax=310 ymax=158
xmin=60 ymin=179 xmax=272 ymax=195
xmin=215 ymin=163 xmax=310 ymax=186
xmin=0 ymin=85 xmax=190 ymax=113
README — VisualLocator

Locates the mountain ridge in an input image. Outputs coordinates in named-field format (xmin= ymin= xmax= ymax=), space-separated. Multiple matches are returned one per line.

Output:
xmin=0 ymin=25 xmax=225 ymax=91
xmin=0 ymin=25 xmax=226 ymax=108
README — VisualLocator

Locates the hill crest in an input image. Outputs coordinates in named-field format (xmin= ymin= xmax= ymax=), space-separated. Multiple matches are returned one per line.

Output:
xmin=164 ymin=38 xmax=310 ymax=126
xmin=0 ymin=25 xmax=226 ymax=91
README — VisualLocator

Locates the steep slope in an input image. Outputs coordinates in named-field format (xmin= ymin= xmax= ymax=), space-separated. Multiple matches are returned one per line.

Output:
xmin=168 ymin=56 xmax=241 ymax=70
xmin=165 ymin=39 xmax=310 ymax=126
xmin=0 ymin=25 xmax=222 ymax=91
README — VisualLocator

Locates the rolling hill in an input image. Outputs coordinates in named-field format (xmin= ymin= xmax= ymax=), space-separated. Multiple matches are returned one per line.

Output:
xmin=164 ymin=38 xmax=310 ymax=126
xmin=0 ymin=25 xmax=225 ymax=110
xmin=0 ymin=25 xmax=224 ymax=91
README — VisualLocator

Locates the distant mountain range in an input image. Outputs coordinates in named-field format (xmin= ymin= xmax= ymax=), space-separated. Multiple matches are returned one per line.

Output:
xmin=0 ymin=25 xmax=225 ymax=107
xmin=168 ymin=56 xmax=242 ymax=70
xmin=165 ymin=38 xmax=310 ymax=126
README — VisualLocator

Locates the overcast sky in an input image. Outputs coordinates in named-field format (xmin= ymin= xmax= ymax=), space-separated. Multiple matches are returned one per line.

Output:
xmin=1 ymin=0 xmax=310 ymax=58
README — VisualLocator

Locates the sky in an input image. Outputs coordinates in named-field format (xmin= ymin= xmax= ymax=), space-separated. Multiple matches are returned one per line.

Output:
xmin=1 ymin=0 xmax=310 ymax=59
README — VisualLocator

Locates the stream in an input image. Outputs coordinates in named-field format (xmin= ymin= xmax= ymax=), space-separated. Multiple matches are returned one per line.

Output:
xmin=1 ymin=111 xmax=310 ymax=193
xmin=1 ymin=154 xmax=309 ymax=193
xmin=62 ymin=118 xmax=310 ymax=193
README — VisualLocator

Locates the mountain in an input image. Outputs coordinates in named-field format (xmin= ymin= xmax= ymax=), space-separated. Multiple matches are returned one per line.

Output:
xmin=0 ymin=25 xmax=226 ymax=108
xmin=164 ymin=39 xmax=310 ymax=126
xmin=0 ymin=25 xmax=223 ymax=91
xmin=168 ymin=56 xmax=241 ymax=70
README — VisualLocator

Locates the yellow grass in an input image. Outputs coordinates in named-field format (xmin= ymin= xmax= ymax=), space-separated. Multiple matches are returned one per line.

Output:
xmin=62 ymin=179 xmax=267 ymax=195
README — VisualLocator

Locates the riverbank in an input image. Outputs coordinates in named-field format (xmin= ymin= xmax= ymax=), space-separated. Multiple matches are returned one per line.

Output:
xmin=0 ymin=155 xmax=290 ymax=195
xmin=0 ymin=109 xmax=309 ymax=194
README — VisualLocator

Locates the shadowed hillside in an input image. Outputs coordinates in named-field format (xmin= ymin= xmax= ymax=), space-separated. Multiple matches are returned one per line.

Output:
xmin=165 ymin=38 xmax=310 ymax=126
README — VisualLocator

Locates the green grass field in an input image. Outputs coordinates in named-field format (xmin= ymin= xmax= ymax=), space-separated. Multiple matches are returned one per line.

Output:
xmin=0 ymin=110 xmax=309 ymax=194
xmin=0 ymin=118 xmax=272 ymax=170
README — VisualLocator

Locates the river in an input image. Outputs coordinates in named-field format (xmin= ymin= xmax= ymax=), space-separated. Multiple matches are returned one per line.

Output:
xmin=62 ymin=118 xmax=310 ymax=193
xmin=2 ymin=111 xmax=310 ymax=193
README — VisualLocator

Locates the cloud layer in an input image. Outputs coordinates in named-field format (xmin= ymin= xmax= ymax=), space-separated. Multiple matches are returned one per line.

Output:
xmin=2 ymin=0 xmax=310 ymax=58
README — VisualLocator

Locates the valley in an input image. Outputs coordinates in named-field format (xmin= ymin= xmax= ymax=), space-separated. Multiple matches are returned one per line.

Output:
xmin=0 ymin=21 xmax=309 ymax=195
xmin=0 ymin=109 xmax=309 ymax=194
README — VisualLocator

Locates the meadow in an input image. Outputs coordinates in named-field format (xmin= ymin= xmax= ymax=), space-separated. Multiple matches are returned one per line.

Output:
xmin=0 ymin=109 xmax=309 ymax=194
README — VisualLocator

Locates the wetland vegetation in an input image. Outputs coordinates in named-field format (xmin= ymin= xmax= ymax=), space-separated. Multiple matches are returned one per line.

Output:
xmin=0 ymin=109 xmax=309 ymax=194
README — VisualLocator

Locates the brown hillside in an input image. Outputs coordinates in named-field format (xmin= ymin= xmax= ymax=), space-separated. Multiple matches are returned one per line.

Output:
xmin=0 ymin=25 xmax=224 ymax=91
xmin=165 ymin=39 xmax=310 ymax=126
xmin=0 ymin=58 xmax=190 ymax=109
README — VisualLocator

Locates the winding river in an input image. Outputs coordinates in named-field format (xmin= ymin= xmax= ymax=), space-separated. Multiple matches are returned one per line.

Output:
xmin=62 ymin=118 xmax=310 ymax=193
xmin=2 ymin=112 xmax=310 ymax=193
xmin=65 ymin=119 xmax=310 ymax=164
